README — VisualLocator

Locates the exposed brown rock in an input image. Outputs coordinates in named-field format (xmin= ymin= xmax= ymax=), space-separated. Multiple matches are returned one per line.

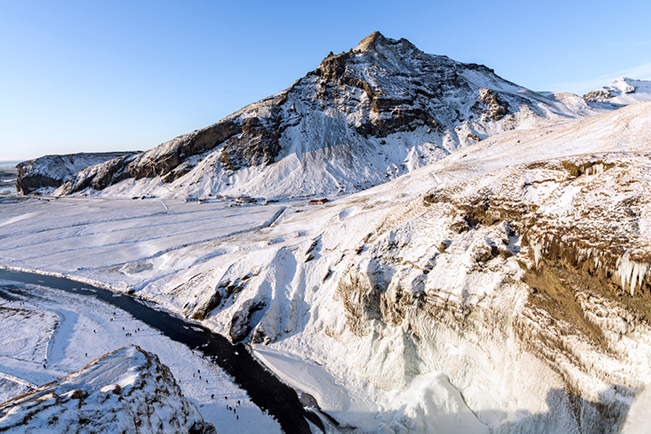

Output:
xmin=584 ymin=88 xmax=614 ymax=102
xmin=472 ymin=88 xmax=510 ymax=120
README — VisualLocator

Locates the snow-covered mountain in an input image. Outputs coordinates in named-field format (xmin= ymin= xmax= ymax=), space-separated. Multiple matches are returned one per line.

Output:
xmin=7 ymin=32 xmax=651 ymax=433
xmin=4 ymin=102 xmax=650 ymax=431
xmin=48 ymin=32 xmax=606 ymax=199
xmin=16 ymin=152 xmax=139 ymax=195
xmin=584 ymin=77 xmax=651 ymax=105
xmin=0 ymin=345 xmax=214 ymax=433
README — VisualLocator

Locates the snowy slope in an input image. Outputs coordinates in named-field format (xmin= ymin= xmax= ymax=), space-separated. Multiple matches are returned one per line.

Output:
xmin=0 ymin=345 xmax=212 ymax=433
xmin=3 ymin=102 xmax=651 ymax=432
xmin=175 ymin=103 xmax=651 ymax=432
xmin=48 ymin=32 xmax=609 ymax=200
xmin=584 ymin=77 xmax=651 ymax=105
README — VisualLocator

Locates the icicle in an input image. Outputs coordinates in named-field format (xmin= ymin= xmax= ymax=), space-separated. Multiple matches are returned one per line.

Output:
xmin=616 ymin=253 xmax=649 ymax=296
xmin=585 ymin=163 xmax=604 ymax=176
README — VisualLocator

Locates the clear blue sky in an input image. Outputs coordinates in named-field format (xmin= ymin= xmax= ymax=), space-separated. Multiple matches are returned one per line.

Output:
xmin=2 ymin=0 xmax=650 ymax=161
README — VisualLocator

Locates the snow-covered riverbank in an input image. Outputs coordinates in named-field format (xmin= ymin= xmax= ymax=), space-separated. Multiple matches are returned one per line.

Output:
xmin=0 ymin=279 xmax=281 ymax=433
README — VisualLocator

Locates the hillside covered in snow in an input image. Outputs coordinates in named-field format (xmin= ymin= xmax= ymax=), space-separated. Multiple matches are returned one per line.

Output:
xmin=18 ymin=32 xmax=611 ymax=200
xmin=7 ymin=30 xmax=651 ymax=433
xmin=3 ymin=101 xmax=651 ymax=432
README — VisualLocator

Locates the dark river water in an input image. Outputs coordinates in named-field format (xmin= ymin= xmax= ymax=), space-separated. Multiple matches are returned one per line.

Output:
xmin=0 ymin=269 xmax=325 ymax=433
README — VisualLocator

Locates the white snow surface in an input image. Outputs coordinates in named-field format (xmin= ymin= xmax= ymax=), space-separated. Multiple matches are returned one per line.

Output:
xmin=3 ymin=102 xmax=651 ymax=432
xmin=0 ymin=344 xmax=208 ymax=433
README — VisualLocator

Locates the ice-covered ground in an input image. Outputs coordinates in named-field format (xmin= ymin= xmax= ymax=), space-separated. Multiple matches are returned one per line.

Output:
xmin=0 ymin=281 xmax=280 ymax=433
xmin=0 ymin=197 xmax=286 ymax=293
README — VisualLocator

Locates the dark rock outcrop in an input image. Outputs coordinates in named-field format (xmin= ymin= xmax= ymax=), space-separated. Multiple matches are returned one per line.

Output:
xmin=16 ymin=152 xmax=138 ymax=195
xmin=57 ymin=120 xmax=241 ymax=194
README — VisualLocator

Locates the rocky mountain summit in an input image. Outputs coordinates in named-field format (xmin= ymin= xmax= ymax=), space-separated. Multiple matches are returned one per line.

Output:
xmin=38 ymin=32 xmax=603 ymax=199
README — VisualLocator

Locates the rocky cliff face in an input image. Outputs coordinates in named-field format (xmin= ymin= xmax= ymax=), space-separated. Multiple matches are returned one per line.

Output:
xmin=16 ymin=152 xmax=138 ymax=195
xmin=48 ymin=32 xmax=603 ymax=199
xmin=0 ymin=345 xmax=213 ymax=433
xmin=319 ymin=152 xmax=651 ymax=431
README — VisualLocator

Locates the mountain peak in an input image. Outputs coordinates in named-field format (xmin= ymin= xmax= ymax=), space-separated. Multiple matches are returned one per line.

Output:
xmin=352 ymin=31 xmax=417 ymax=54
xmin=614 ymin=76 xmax=633 ymax=82
xmin=354 ymin=31 xmax=386 ymax=52
xmin=42 ymin=33 xmax=598 ymax=199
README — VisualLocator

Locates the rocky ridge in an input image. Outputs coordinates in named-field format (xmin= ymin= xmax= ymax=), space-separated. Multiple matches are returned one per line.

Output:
xmin=49 ymin=32 xmax=604 ymax=199
xmin=16 ymin=152 xmax=138 ymax=195
xmin=0 ymin=345 xmax=213 ymax=433
xmin=584 ymin=77 xmax=651 ymax=105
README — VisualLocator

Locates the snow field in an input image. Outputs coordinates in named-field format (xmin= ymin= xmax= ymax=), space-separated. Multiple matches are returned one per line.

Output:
xmin=0 ymin=197 xmax=286 ymax=293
